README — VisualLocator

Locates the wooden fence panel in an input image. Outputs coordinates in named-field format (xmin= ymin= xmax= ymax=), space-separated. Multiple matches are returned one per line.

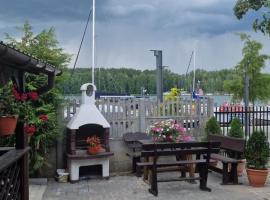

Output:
xmin=61 ymin=97 xmax=213 ymax=139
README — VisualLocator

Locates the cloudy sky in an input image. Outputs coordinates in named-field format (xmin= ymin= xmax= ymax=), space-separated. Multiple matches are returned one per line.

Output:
xmin=0 ymin=0 xmax=269 ymax=74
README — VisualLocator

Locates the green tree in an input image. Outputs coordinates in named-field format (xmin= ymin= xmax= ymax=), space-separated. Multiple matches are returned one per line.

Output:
xmin=224 ymin=34 xmax=270 ymax=103
xmin=204 ymin=117 xmax=222 ymax=140
xmin=234 ymin=0 xmax=270 ymax=35
xmin=228 ymin=118 xmax=244 ymax=138
xmin=5 ymin=21 xmax=71 ymax=175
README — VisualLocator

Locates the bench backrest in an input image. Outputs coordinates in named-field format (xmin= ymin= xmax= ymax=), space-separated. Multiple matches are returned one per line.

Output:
xmin=141 ymin=141 xmax=220 ymax=160
xmin=208 ymin=135 xmax=245 ymax=154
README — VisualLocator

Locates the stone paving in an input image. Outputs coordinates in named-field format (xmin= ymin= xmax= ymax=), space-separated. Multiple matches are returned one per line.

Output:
xmin=29 ymin=172 xmax=270 ymax=200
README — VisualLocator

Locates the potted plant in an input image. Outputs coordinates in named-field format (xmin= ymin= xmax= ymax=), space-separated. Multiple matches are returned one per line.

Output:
xmin=0 ymin=83 xmax=38 ymax=136
xmin=0 ymin=84 xmax=20 ymax=136
xmin=245 ymin=130 xmax=269 ymax=187
xmin=147 ymin=119 xmax=193 ymax=142
xmin=86 ymin=136 xmax=105 ymax=155
xmin=204 ymin=117 xmax=222 ymax=166
xmin=228 ymin=118 xmax=246 ymax=176
xmin=204 ymin=117 xmax=222 ymax=139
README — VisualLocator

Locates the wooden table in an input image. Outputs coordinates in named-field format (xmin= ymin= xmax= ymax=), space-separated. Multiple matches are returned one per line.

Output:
xmin=138 ymin=140 xmax=196 ymax=183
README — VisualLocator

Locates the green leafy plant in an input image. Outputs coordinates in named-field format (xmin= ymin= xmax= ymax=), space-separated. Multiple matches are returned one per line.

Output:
xmin=204 ymin=117 xmax=222 ymax=140
xmin=245 ymin=130 xmax=270 ymax=169
xmin=0 ymin=83 xmax=20 ymax=116
xmin=228 ymin=118 xmax=244 ymax=138
xmin=3 ymin=21 xmax=71 ymax=176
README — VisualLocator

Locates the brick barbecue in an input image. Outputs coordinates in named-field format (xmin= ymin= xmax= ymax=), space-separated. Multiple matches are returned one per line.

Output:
xmin=66 ymin=83 xmax=113 ymax=182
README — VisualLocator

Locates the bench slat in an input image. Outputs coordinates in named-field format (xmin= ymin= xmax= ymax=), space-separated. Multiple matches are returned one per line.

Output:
xmin=158 ymin=177 xmax=201 ymax=183
xmin=141 ymin=147 xmax=220 ymax=157
xmin=137 ymin=159 xmax=208 ymax=167
xmin=210 ymin=153 xmax=240 ymax=163
xmin=142 ymin=141 xmax=220 ymax=150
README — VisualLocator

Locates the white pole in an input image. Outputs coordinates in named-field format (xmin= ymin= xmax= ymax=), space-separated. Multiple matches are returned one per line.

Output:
xmin=92 ymin=0 xmax=95 ymax=84
xmin=193 ymin=48 xmax=196 ymax=92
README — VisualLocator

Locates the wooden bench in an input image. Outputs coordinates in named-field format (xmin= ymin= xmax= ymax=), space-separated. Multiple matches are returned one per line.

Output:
xmin=208 ymin=135 xmax=245 ymax=185
xmin=136 ymin=141 xmax=220 ymax=196
xmin=123 ymin=132 xmax=151 ymax=172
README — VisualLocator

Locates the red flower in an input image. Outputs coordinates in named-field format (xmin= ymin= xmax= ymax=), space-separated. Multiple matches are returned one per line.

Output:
xmin=39 ymin=114 xmax=48 ymax=122
xmin=20 ymin=93 xmax=28 ymax=101
xmin=12 ymin=85 xmax=28 ymax=101
xmin=24 ymin=124 xmax=36 ymax=136
xmin=28 ymin=92 xmax=39 ymax=101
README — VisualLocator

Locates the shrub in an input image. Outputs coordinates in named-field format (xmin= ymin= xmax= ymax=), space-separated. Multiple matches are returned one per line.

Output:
xmin=228 ymin=118 xmax=244 ymax=138
xmin=245 ymin=131 xmax=270 ymax=169
xmin=204 ymin=117 xmax=222 ymax=140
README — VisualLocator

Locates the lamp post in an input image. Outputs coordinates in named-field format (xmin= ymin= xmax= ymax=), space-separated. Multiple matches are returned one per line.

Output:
xmin=150 ymin=50 xmax=163 ymax=103
xmin=244 ymin=62 xmax=249 ymax=138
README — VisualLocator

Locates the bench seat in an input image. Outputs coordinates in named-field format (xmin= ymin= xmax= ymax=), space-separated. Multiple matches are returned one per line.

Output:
xmin=123 ymin=132 xmax=151 ymax=172
xmin=208 ymin=135 xmax=245 ymax=185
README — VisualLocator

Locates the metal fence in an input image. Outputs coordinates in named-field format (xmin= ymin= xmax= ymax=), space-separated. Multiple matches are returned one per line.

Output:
xmin=214 ymin=106 xmax=270 ymax=140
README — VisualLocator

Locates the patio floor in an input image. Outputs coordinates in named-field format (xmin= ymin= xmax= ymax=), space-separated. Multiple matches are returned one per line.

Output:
xmin=30 ymin=172 xmax=270 ymax=200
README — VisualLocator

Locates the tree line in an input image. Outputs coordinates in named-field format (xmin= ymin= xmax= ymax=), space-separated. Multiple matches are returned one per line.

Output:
xmin=58 ymin=68 xmax=237 ymax=95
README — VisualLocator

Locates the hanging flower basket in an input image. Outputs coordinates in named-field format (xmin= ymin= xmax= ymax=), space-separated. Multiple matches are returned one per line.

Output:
xmin=0 ymin=115 xmax=18 ymax=136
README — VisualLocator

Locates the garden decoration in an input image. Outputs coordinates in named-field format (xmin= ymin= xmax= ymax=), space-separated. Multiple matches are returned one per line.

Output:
xmin=245 ymin=130 xmax=270 ymax=187
xmin=86 ymin=135 xmax=105 ymax=155
xmin=147 ymin=119 xmax=193 ymax=142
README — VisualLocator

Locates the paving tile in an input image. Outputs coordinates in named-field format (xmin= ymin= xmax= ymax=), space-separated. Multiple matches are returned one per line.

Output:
xmin=40 ymin=173 xmax=270 ymax=200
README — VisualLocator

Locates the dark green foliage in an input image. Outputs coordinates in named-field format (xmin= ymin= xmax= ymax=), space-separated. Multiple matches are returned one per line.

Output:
xmin=204 ymin=117 xmax=222 ymax=140
xmin=234 ymin=0 xmax=270 ymax=36
xmin=228 ymin=118 xmax=244 ymax=138
xmin=224 ymin=34 xmax=270 ymax=103
xmin=59 ymin=68 xmax=237 ymax=95
xmin=245 ymin=130 xmax=270 ymax=169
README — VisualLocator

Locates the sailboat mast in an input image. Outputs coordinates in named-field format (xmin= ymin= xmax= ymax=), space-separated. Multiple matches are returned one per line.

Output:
xmin=92 ymin=0 xmax=95 ymax=84
xmin=192 ymin=48 xmax=196 ymax=92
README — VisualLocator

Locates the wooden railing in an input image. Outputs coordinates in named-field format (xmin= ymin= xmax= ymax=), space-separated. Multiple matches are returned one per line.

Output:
xmin=61 ymin=97 xmax=214 ymax=139
xmin=0 ymin=122 xmax=29 ymax=200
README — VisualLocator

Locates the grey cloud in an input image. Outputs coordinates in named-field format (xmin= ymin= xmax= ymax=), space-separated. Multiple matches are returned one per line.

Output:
xmin=0 ymin=0 xmax=268 ymax=75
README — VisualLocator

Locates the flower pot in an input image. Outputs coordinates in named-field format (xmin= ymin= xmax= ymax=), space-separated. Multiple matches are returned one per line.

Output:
xmin=88 ymin=146 xmax=105 ymax=155
xmin=228 ymin=159 xmax=246 ymax=176
xmin=210 ymin=159 xmax=218 ymax=167
xmin=0 ymin=115 xmax=18 ymax=136
xmin=237 ymin=159 xmax=246 ymax=176
xmin=246 ymin=168 xmax=269 ymax=187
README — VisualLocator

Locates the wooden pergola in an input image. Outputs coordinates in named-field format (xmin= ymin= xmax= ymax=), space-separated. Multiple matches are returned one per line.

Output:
xmin=0 ymin=41 xmax=61 ymax=200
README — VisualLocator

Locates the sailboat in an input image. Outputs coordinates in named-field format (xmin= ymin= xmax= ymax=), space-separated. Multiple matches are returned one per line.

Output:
xmin=185 ymin=46 xmax=204 ymax=100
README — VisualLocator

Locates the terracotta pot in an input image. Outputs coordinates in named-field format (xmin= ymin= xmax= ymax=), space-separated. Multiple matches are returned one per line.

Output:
xmin=210 ymin=159 xmax=218 ymax=167
xmin=228 ymin=159 xmax=246 ymax=176
xmin=246 ymin=168 xmax=269 ymax=187
xmin=237 ymin=159 xmax=246 ymax=176
xmin=0 ymin=115 xmax=18 ymax=136
xmin=88 ymin=146 xmax=101 ymax=155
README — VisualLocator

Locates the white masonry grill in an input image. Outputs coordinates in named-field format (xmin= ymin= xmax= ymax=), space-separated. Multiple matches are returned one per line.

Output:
xmin=66 ymin=83 xmax=113 ymax=182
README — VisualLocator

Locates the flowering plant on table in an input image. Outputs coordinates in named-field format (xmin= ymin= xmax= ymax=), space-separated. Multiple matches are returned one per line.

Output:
xmin=147 ymin=119 xmax=193 ymax=142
